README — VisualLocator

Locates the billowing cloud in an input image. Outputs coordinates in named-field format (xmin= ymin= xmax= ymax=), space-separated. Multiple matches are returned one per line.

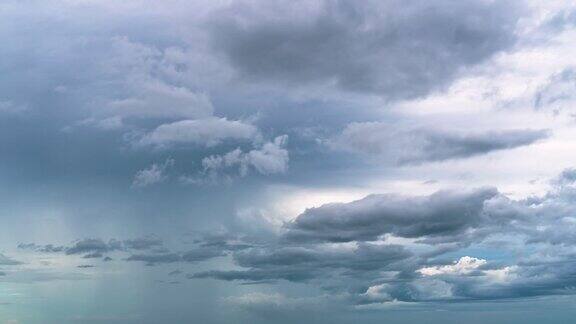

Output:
xmin=209 ymin=0 xmax=521 ymax=99
xmin=3 ymin=0 xmax=576 ymax=321
xmin=182 ymin=135 xmax=289 ymax=184
xmin=17 ymin=167 xmax=576 ymax=307
xmin=284 ymin=187 xmax=499 ymax=243
xmin=184 ymin=168 xmax=576 ymax=305
xmin=417 ymin=256 xmax=487 ymax=276
xmin=193 ymin=243 xmax=411 ymax=283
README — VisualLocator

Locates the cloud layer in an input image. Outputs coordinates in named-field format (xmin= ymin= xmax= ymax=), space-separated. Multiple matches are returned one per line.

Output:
xmin=210 ymin=0 xmax=521 ymax=99
xmin=3 ymin=0 xmax=576 ymax=322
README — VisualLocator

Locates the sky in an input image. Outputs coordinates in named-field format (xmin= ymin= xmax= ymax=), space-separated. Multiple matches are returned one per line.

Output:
xmin=2 ymin=0 xmax=576 ymax=323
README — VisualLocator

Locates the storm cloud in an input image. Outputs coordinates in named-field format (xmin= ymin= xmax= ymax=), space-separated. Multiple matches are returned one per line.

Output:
xmin=284 ymin=187 xmax=500 ymax=243
xmin=209 ymin=0 xmax=521 ymax=99
xmin=2 ymin=0 xmax=576 ymax=322
xmin=184 ymin=168 xmax=576 ymax=305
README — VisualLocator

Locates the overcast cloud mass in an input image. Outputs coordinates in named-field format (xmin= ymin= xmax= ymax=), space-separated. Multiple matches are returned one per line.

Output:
xmin=2 ymin=1 xmax=576 ymax=323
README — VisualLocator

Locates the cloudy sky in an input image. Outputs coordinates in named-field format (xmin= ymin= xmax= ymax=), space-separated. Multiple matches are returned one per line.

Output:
xmin=2 ymin=0 xmax=576 ymax=323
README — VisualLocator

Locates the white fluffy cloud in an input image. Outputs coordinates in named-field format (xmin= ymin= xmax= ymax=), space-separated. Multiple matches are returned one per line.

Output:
xmin=181 ymin=135 xmax=289 ymax=184
xmin=203 ymin=135 xmax=289 ymax=175
xmin=418 ymin=256 xmax=487 ymax=276
xmin=139 ymin=118 xmax=259 ymax=147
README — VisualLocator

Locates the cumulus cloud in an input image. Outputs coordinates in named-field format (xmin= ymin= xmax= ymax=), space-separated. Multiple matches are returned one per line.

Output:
xmin=65 ymin=239 xmax=123 ymax=256
xmin=331 ymin=122 xmax=549 ymax=164
xmin=19 ymin=168 xmax=576 ymax=305
xmin=193 ymin=243 xmax=411 ymax=283
xmin=131 ymin=158 xmax=175 ymax=188
xmin=184 ymin=168 xmax=576 ymax=304
xmin=139 ymin=118 xmax=258 ymax=147
xmin=6 ymin=0 xmax=576 ymax=318
xmin=417 ymin=256 xmax=486 ymax=276
xmin=284 ymin=187 xmax=499 ymax=243
xmin=209 ymin=0 xmax=521 ymax=99
xmin=183 ymin=135 xmax=289 ymax=184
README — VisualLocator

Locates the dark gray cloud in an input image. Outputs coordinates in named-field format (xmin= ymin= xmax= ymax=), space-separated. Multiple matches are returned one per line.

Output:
xmin=209 ymin=0 xmax=521 ymax=99
xmin=190 ymin=268 xmax=319 ymax=283
xmin=191 ymin=232 xmax=254 ymax=252
xmin=19 ymin=237 xmax=167 ymax=260
xmin=235 ymin=244 xmax=411 ymax=271
xmin=182 ymin=168 xmax=576 ymax=306
xmin=2 ymin=1 xmax=575 ymax=320
xmin=332 ymin=122 xmax=549 ymax=164
xmin=285 ymin=187 xmax=499 ymax=243
xmin=408 ymin=129 xmax=549 ymax=164
xmin=17 ymin=168 xmax=576 ymax=307
xmin=66 ymin=239 xmax=123 ymax=255
xmin=181 ymin=247 xmax=226 ymax=262
xmin=77 ymin=265 xmax=95 ymax=269
xmin=18 ymin=243 xmax=65 ymax=253
xmin=193 ymin=243 xmax=412 ymax=283
xmin=120 ymin=232 xmax=256 ymax=265
xmin=20 ymin=234 xmax=244 ymax=268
